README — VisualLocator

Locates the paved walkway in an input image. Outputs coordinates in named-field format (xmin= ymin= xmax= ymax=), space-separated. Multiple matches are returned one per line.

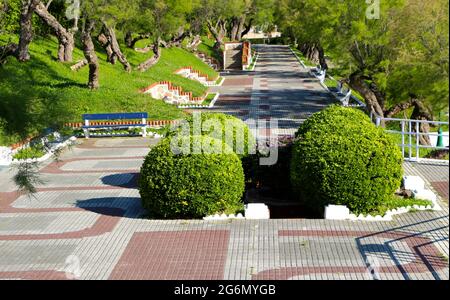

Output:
xmin=0 ymin=45 xmax=448 ymax=280
xmin=208 ymin=45 xmax=335 ymax=137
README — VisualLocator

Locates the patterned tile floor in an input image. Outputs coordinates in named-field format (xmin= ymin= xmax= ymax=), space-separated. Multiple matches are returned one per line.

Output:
xmin=0 ymin=45 xmax=448 ymax=280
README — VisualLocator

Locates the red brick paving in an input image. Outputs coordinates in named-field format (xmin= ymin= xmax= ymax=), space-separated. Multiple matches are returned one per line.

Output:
xmin=109 ymin=230 xmax=230 ymax=280
xmin=0 ymin=270 xmax=69 ymax=280
xmin=222 ymin=77 xmax=253 ymax=86
xmin=431 ymin=181 xmax=449 ymax=203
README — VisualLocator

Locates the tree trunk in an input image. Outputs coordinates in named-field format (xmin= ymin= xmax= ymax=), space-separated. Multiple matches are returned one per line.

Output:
xmin=235 ymin=16 xmax=247 ymax=41
xmin=317 ymin=45 xmax=328 ymax=70
xmin=70 ymin=59 xmax=88 ymax=71
xmin=300 ymin=43 xmax=320 ymax=65
xmin=34 ymin=1 xmax=74 ymax=62
xmin=207 ymin=19 xmax=226 ymax=50
xmin=98 ymin=33 xmax=116 ymax=64
xmin=167 ymin=27 xmax=188 ymax=47
xmin=187 ymin=35 xmax=201 ymax=50
xmin=385 ymin=97 xmax=433 ymax=145
xmin=137 ymin=38 xmax=161 ymax=72
xmin=410 ymin=98 xmax=433 ymax=146
xmin=81 ymin=19 xmax=99 ymax=89
xmin=126 ymin=33 xmax=151 ymax=49
xmin=240 ymin=18 xmax=253 ymax=39
xmin=385 ymin=100 xmax=414 ymax=118
xmin=17 ymin=0 xmax=39 ymax=62
xmin=103 ymin=23 xmax=131 ymax=72
xmin=125 ymin=31 xmax=133 ymax=48
xmin=230 ymin=17 xmax=239 ymax=41
xmin=347 ymin=72 xmax=385 ymax=122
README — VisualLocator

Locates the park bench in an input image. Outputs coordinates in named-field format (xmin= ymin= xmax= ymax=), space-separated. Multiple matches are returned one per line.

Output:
xmin=82 ymin=112 xmax=148 ymax=138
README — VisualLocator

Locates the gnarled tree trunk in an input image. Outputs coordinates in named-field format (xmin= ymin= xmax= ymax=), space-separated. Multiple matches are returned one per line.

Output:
xmin=81 ymin=19 xmax=99 ymax=89
xmin=102 ymin=23 xmax=131 ymax=72
xmin=137 ymin=38 xmax=161 ymax=72
xmin=125 ymin=32 xmax=151 ymax=49
xmin=385 ymin=97 xmax=433 ymax=145
xmin=187 ymin=35 xmax=201 ymax=50
xmin=347 ymin=72 xmax=385 ymax=122
xmin=17 ymin=0 xmax=39 ymax=62
xmin=299 ymin=42 xmax=327 ymax=69
xmin=207 ymin=19 xmax=226 ymax=50
xmin=34 ymin=1 xmax=74 ymax=62
xmin=125 ymin=31 xmax=133 ymax=48
xmin=229 ymin=17 xmax=239 ymax=41
xmin=235 ymin=16 xmax=247 ymax=41
xmin=167 ymin=27 xmax=188 ymax=47
xmin=98 ymin=33 xmax=116 ymax=64
xmin=240 ymin=18 xmax=253 ymax=40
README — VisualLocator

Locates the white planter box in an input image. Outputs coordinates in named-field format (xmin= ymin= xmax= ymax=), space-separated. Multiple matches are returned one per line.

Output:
xmin=244 ymin=203 xmax=270 ymax=219
xmin=403 ymin=176 xmax=425 ymax=191
xmin=324 ymin=205 xmax=350 ymax=220
xmin=413 ymin=189 xmax=437 ymax=202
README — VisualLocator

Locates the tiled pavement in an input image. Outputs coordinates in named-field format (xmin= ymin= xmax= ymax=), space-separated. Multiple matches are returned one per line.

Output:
xmin=206 ymin=45 xmax=336 ymax=138
xmin=0 ymin=45 xmax=448 ymax=280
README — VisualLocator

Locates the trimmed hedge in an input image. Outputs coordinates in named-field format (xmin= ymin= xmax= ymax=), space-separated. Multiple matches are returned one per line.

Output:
xmin=290 ymin=105 xmax=403 ymax=214
xmin=168 ymin=113 xmax=256 ymax=157
xmin=139 ymin=136 xmax=245 ymax=219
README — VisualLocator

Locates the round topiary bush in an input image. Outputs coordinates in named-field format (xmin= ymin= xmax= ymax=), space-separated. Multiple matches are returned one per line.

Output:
xmin=167 ymin=113 xmax=256 ymax=157
xmin=139 ymin=135 xmax=245 ymax=219
xmin=290 ymin=105 xmax=403 ymax=214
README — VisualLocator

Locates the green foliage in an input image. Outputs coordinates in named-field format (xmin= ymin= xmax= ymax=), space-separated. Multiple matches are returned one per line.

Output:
xmin=13 ymin=144 xmax=46 ymax=160
xmin=168 ymin=113 xmax=256 ymax=157
xmin=290 ymin=105 xmax=403 ymax=215
xmin=0 ymin=36 xmax=219 ymax=145
xmin=11 ymin=160 xmax=44 ymax=197
xmin=277 ymin=0 xmax=448 ymax=118
xmin=367 ymin=196 xmax=432 ymax=217
xmin=139 ymin=136 xmax=245 ymax=218
xmin=0 ymin=0 xmax=21 ymax=35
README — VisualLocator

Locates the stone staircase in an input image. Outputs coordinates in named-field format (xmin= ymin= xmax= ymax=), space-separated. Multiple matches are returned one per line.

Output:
xmin=141 ymin=81 xmax=205 ymax=105
xmin=194 ymin=51 xmax=221 ymax=71
xmin=174 ymin=67 xmax=221 ymax=86
xmin=224 ymin=45 xmax=243 ymax=70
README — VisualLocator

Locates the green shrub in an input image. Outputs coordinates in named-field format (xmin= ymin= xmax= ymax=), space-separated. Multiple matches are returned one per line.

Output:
xmin=139 ymin=136 xmax=245 ymax=219
xmin=290 ymin=105 xmax=403 ymax=214
xmin=13 ymin=144 xmax=46 ymax=160
xmin=167 ymin=113 xmax=256 ymax=157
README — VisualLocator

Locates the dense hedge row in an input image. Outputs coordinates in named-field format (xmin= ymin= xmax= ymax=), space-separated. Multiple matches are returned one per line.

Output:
xmin=290 ymin=105 xmax=403 ymax=214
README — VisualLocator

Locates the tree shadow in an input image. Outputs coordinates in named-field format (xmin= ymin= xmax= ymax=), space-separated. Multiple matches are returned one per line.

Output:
xmin=101 ymin=173 xmax=139 ymax=188
xmin=75 ymin=197 xmax=143 ymax=219
xmin=0 ymin=55 xmax=82 ymax=142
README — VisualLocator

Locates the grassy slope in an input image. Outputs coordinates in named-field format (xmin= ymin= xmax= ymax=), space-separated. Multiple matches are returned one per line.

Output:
xmin=0 ymin=36 xmax=218 ymax=145
xmin=197 ymin=36 xmax=223 ymax=62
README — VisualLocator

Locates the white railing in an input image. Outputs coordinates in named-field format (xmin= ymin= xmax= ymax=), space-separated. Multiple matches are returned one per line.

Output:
xmin=370 ymin=112 xmax=449 ymax=163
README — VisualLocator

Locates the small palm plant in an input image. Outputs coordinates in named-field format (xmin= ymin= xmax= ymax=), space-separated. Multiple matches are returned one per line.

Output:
xmin=11 ymin=161 xmax=45 ymax=199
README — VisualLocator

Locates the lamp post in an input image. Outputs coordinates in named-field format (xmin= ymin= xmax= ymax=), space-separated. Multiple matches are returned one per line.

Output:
xmin=436 ymin=111 xmax=444 ymax=147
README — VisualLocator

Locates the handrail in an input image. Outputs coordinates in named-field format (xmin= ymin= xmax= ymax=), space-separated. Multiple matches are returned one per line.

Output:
xmin=370 ymin=111 xmax=449 ymax=162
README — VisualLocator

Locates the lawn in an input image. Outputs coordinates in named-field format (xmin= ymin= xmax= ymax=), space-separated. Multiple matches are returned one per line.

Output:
xmin=0 ymin=36 xmax=219 ymax=145
xmin=197 ymin=36 xmax=223 ymax=62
